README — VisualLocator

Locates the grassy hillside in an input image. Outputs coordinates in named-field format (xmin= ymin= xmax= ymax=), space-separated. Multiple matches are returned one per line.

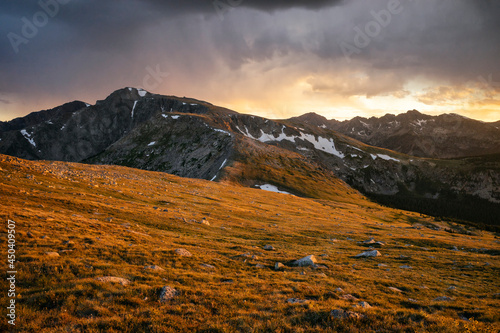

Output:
xmin=222 ymin=137 xmax=371 ymax=205
xmin=0 ymin=154 xmax=498 ymax=332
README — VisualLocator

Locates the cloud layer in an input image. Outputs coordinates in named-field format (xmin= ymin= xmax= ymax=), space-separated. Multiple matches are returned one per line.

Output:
xmin=1 ymin=0 xmax=499 ymax=121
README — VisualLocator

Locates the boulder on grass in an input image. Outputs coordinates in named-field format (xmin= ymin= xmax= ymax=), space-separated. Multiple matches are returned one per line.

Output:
xmin=355 ymin=250 xmax=381 ymax=258
xmin=292 ymin=255 xmax=317 ymax=267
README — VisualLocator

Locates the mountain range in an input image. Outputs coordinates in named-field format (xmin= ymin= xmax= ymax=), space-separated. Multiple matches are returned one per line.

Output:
xmin=1 ymin=87 xmax=499 ymax=228
xmin=294 ymin=111 xmax=500 ymax=159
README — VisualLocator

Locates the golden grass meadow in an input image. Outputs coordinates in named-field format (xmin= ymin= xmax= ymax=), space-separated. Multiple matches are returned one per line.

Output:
xmin=0 ymin=154 xmax=499 ymax=332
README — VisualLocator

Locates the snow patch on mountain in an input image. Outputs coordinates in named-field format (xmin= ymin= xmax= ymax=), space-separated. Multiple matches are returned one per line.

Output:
xmin=20 ymin=129 xmax=36 ymax=147
xmin=131 ymin=101 xmax=138 ymax=118
xmin=212 ymin=128 xmax=231 ymax=136
xmin=413 ymin=119 xmax=428 ymax=127
xmin=371 ymin=153 xmax=399 ymax=162
xmin=220 ymin=159 xmax=227 ymax=169
xmin=236 ymin=126 xmax=257 ymax=140
xmin=210 ymin=159 xmax=229 ymax=181
xmin=360 ymin=120 xmax=370 ymax=128
xmin=258 ymin=184 xmax=291 ymax=195
xmin=238 ymin=126 xmax=346 ymax=159
xmin=162 ymin=114 xmax=180 ymax=120
xmin=298 ymin=133 xmax=345 ymax=158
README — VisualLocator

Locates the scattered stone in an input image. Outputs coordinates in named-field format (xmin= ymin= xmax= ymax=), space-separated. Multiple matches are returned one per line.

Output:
xmin=27 ymin=231 xmax=34 ymax=238
xmin=300 ymin=271 xmax=306 ymax=275
xmin=408 ymin=298 xmax=419 ymax=303
xmin=144 ymin=265 xmax=165 ymax=271
xmin=377 ymin=263 xmax=388 ymax=267
xmin=159 ymin=286 xmax=178 ymax=302
xmin=251 ymin=255 xmax=259 ymax=260
xmin=174 ymin=248 xmax=192 ymax=257
xmin=263 ymin=245 xmax=275 ymax=251
xmin=357 ymin=301 xmax=372 ymax=308
xmin=388 ymin=287 xmax=403 ymax=293
xmin=335 ymin=288 xmax=344 ymax=293
xmin=340 ymin=294 xmax=358 ymax=301
xmin=363 ymin=238 xmax=375 ymax=244
xmin=221 ymin=279 xmax=234 ymax=284
xmin=447 ymin=286 xmax=456 ymax=291
xmin=63 ymin=240 xmax=75 ymax=246
xmin=200 ymin=263 xmax=216 ymax=269
xmin=451 ymin=246 xmax=459 ymax=251
xmin=355 ymin=250 xmax=381 ymax=258
xmin=45 ymin=252 xmax=60 ymax=258
xmin=275 ymin=262 xmax=286 ymax=271
xmin=95 ymin=276 xmax=130 ymax=286
xmin=287 ymin=298 xmax=307 ymax=304
xmin=433 ymin=296 xmax=454 ymax=302
xmin=331 ymin=309 xmax=364 ymax=320
xmin=293 ymin=255 xmax=318 ymax=267
xmin=400 ymin=265 xmax=412 ymax=269
xmin=199 ymin=218 xmax=210 ymax=226
xmin=255 ymin=264 xmax=265 ymax=269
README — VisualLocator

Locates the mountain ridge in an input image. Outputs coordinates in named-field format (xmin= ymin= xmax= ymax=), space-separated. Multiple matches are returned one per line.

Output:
xmin=1 ymin=88 xmax=499 ymax=227
xmin=293 ymin=110 xmax=500 ymax=159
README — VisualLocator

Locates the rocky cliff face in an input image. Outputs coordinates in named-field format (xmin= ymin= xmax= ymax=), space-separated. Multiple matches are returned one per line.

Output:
xmin=1 ymin=88 xmax=499 ymax=225
xmin=293 ymin=110 xmax=500 ymax=159
xmin=86 ymin=113 xmax=233 ymax=180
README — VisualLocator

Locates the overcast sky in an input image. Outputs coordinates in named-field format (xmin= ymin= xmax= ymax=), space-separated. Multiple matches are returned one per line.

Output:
xmin=1 ymin=0 xmax=499 ymax=121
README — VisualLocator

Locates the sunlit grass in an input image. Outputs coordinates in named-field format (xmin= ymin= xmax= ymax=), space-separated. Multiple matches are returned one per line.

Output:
xmin=0 ymin=154 xmax=498 ymax=332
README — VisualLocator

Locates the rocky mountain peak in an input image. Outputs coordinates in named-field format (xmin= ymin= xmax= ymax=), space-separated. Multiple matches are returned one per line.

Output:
xmin=100 ymin=87 xmax=150 ymax=103
xmin=291 ymin=112 xmax=330 ymax=127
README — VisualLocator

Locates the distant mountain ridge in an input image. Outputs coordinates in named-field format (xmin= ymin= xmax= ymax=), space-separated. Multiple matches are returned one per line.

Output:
xmin=292 ymin=110 xmax=500 ymax=159
xmin=1 ymin=88 xmax=499 ymax=227
xmin=0 ymin=101 xmax=88 ymax=132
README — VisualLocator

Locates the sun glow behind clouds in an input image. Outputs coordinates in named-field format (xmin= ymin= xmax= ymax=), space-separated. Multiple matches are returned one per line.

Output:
xmin=217 ymin=74 xmax=500 ymax=122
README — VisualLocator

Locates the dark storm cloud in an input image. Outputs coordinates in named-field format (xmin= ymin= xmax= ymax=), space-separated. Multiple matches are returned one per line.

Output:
xmin=142 ymin=0 xmax=344 ymax=13
xmin=0 ymin=0 xmax=499 ymax=120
